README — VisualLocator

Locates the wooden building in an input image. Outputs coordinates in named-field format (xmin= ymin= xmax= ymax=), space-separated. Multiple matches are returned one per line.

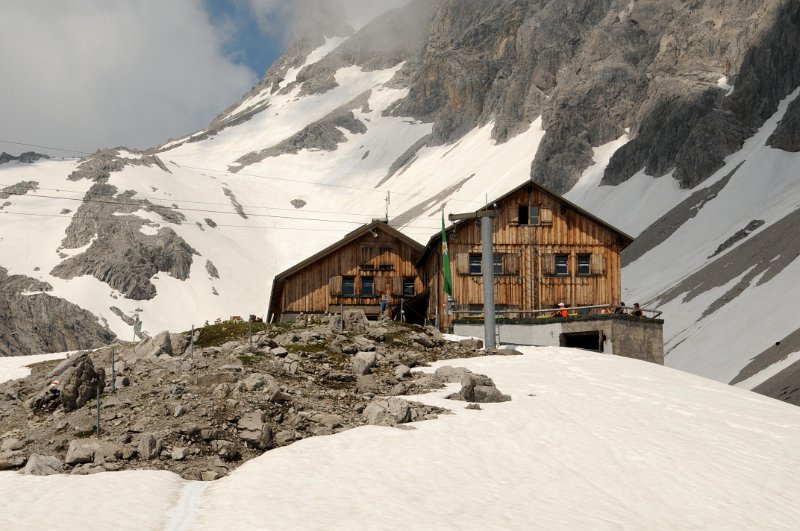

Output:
xmin=418 ymin=181 xmax=634 ymax=330
xmin=268 ymin=221 xmax=425 ymax=323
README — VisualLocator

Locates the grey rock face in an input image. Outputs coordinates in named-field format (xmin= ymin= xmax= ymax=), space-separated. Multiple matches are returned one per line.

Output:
xmin=768 ymin=95 xmax=800 ymax=152
xmin=30 ymin=352 xmax=105 ymax=412
xmin=0 ymin=152 xmax=49 ymax=165
xmin=50 ymin=178 xmax=197 ymax=300
xmin=0 ymin=267 xmax=115 ymax=356
xmin=230 ymin=91 xmax=371 ymax=172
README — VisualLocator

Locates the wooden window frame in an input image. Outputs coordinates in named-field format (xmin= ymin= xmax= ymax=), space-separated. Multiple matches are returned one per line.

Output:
xmin=402 ymin=277 xmax=416 ymax=297
xmin=577 ymin=254 xmax=591 ymax=277
xmin=360 ymin=276 xmax=374 ymax=297
xmin=342 ymin=276 xmax=356 ymax=296
xmin=554 ymin=254 xmax=569 ymax=277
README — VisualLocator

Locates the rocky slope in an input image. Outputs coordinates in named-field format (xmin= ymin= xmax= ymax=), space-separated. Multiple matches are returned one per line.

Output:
xmin=0 ymin=314 xmax=513 ymax=479
xmin=0 ymin=267 xmax=115 ymax=356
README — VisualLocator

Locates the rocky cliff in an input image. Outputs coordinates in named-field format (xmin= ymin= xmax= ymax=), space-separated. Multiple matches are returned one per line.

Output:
xmin=0 ymin=267 xmax=115 ymax=356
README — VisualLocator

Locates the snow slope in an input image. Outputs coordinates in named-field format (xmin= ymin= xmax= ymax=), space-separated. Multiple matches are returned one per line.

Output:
xmin=567 ymin=87 xmax=800 ymax=387
xmin=1 ymin=347 xmax=799 ymax=530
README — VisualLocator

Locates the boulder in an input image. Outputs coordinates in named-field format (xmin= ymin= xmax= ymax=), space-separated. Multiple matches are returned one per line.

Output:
xmin=211 ymin=440 xmax=240 ymax=461
xmin=352 ymin=351 xmax=377 ymax=376
xmin=447 ymin=373 xmax=511 ymax=403
xmin=425 ymin=325 xmax=443 ymax=342
xmin=0 ymin=451 xmax=26 ymax=470
xmin=363 ymin=397 xmax=413 ymax=426
xmin=242 ymin=373 xmax=276 ymax=392
xmin=22 ymin=454 xmax=63 ymax=476
xmin=134 ymin=331 xmax=173 ymax=358
xmin=434 ymin=366 xmax=473 ymax=383
xmin=65 ymin=439 xmax=123 ymax=465
xmin=412 ymin=334 xmax=435 ymax=349
xmin=138 ymin=434 xmax=162 ymax=460
xmin=458 ymin=338 xmax=484 ymax=350
xmin=282 ymin=354 xmax=301 ymax=375
xmin=394 ymin=365 xmax=411 ymax=379
xmin=170 ymin=447 xmax=189 ymax=461
xmin=271 ymin=346 xmax=289 ymax=358
xmin=237 ymin=410 xmax=272 ymax=450
xmin=0 ymin=437 xmax=24 ymax=452
xmin=33 ymin=352 xmax=105 ymax=412
xmin=342 ymin=309 xmax=370 ymax=333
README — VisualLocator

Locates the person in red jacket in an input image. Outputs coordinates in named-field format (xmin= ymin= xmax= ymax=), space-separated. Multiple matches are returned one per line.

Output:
xmin=631 ymin=303 xmax=643 ymax=317
xmin=552 ymin=302 xmax=568 ymax=318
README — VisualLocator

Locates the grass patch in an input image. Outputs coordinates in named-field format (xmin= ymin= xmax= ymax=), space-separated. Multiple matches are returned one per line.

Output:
xmin=285 ymin=342 xmax=327 ymax=354
xmin=196 ymin=321 xmax=271 ymax=348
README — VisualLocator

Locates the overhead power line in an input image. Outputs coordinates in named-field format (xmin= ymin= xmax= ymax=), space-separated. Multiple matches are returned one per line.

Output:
xmin=0 ymin=189 xmax=443 ymax=231
xmin=0 ymin=137 xmax=486 ymax=206
xmin=0 ymin=139 xmax=92 ymax=155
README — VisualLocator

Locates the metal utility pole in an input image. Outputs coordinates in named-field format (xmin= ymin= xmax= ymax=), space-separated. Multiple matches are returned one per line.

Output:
xmin=449 ymin=206 xmax=498 ymax=349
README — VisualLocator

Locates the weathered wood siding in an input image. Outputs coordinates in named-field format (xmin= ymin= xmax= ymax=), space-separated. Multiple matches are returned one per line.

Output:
xmin=280 ymin=232 xmax=423 ymax=316
xmin=422 ymin=186 xmax=628 ymax=328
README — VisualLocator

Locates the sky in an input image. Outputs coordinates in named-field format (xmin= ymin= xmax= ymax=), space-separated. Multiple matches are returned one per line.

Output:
xmin=0 ymin=0 xmax=409 ymax=159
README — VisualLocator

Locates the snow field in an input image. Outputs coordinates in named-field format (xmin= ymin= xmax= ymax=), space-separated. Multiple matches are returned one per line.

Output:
xmin=2 ymin=348 xmax=799 ymax=530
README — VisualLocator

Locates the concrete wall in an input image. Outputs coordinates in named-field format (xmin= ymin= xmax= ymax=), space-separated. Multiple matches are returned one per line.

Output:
xmin=455 ymin=315 xmax=663 ymax=364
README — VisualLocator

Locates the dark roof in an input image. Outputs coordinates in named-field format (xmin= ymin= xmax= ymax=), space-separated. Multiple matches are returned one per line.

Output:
xmin=417 ymin=179 xmax=635 ymax=266
xmin=267 ymin=221 xmax=425 ymax=319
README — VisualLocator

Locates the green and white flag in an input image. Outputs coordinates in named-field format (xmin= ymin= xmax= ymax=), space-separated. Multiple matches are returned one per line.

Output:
xmin=441 ymin=212 xmax=453 ymax=299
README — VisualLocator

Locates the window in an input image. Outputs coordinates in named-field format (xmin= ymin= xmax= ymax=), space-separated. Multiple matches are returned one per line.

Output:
xmin=577 ymin=254 xmax=591 ymax=277
xmin=469 ymin=254 xmax=482 ymax=275
xmin=468 ymin=254 xmax=505 ymax=275
xmin=493 ymin=254 xmax=503 ymax=275
xmin=361 ymin=276 xmax=374 ymax=296
xmin=403 ymin=277 xmax=415 ymax=297
xmin=342 ymin=276 xmax=356 ymax=296
xmin=555 ymin=254 xmax=569 ymax=276
xmin=518 ymin=205 xmax=540 ymax=225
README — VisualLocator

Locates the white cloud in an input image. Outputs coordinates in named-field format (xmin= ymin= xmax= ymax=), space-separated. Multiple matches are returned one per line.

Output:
xmin=0 ymin=0 xmax=258 ymax=155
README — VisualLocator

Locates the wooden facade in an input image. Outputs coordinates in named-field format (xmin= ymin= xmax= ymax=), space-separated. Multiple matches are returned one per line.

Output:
xmin=268 ymin=221 xmax=425 ymax=322
xmin=418 ymin=182 xmax=633 ymax=330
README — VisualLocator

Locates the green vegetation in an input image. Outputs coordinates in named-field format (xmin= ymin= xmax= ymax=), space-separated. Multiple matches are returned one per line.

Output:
xmin=196 ymin=321 xmax=271 ymax=348
xmin=285 ymin=342 xmax=327 ymax=354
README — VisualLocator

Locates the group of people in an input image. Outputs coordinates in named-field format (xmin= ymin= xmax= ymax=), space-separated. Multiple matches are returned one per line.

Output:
xmin=551 ymin=302 xmax=646 ymax=318
xmin=604 ymin=302 xmax=644 ymax=316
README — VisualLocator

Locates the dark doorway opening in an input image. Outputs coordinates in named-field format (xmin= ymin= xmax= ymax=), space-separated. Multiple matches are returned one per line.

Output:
xmin=560 ymin=331 xmax=603 ymax=352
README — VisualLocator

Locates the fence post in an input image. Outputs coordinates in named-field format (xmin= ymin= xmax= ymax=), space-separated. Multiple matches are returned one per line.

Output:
xmin=190 ymin=324 xmax=195 ymax=359
xmin=111 ymin=348 xmax=116 ymax=393
xmin=248 ymin=316 xmax=253 ymax=350
xmin=95 ymin=386 xmax=101 ymax=435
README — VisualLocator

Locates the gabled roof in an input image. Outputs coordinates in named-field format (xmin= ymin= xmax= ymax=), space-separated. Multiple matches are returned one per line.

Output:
xmin=267 ymin=220 xmax=425 ymax=319
xmin=417 ymin=179 xmax=635 ymax=266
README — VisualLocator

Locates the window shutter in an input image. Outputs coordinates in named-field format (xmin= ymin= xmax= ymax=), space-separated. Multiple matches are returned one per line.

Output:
xmin=590 ymin=253 xmax=606 ymax=275
xmin=541 ymin=254 xmax=555 ymax=275
xmin=503 ymin=253 xmax=521 ymax=275
xmin=391 ymin=276 xmax=404 ymax=296
xmin=455 ymin=253 xmax=470 ymax=275
xmin=359 ymin=245 xmax=372 ymax=264
xmin=329 ymin=276 xmax=343 ymax=296
xmin=540 ymin=207 xmax=553 ymax=225
xmin=374 ymin=276 xmax=387 ymax=294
